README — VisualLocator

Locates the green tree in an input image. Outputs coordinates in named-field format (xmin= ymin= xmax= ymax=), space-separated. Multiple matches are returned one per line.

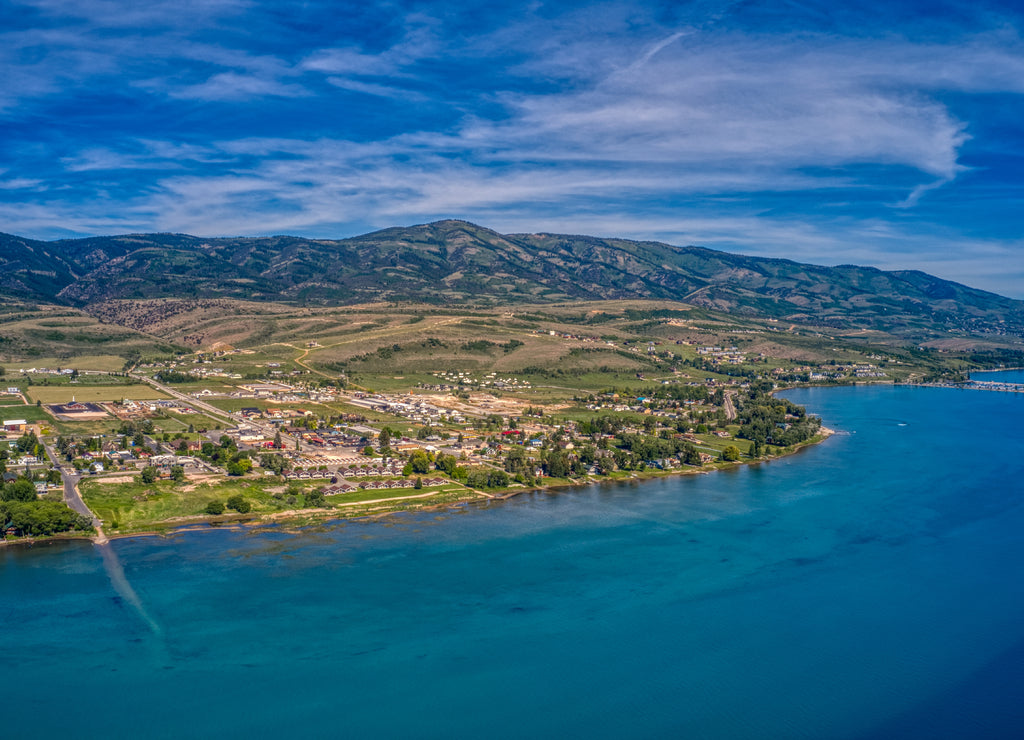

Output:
xmin=226 ymin=459 xmax=252 ymax=476
xmin=170 ymin=465 xmax=186 ymax=483
xmin=205 ymin=500 xmax=225 ymax=515
xmin=434 ymin=453 xmax=457 ymax=476
xmin=408 ymin=449 xmax=431 ymax=474
xmin=226 ymin=494 xmax=251 ymax=513
xmin=305 ymin=489 xmax=326 ymax=507
xmin=140 ymin=466 xmax=158 ymax=484
xmin=721 ymin=445 xmax=741 ymax=462
xmin=1 ymin=478 xmax=37 ymax=502
xmin=259 ymin=453 xmax=289 ymax=475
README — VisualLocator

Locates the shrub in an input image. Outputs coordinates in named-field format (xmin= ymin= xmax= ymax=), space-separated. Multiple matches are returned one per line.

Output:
xmin=205 ymin=500 xmax=225 ymax=515
xmin=226 ymin=494 xmax=251 ymax=514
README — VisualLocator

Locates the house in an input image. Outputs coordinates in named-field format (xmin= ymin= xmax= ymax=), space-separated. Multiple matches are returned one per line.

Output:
xmin=3 ymin=419 xmax=27 ymax=433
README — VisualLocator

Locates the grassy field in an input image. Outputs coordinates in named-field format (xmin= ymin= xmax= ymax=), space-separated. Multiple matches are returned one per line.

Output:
xmin=1 ymin=355 xmax=132 ymax=373
xmin=80 ymin=474 xmax=477 ymax=532
xmin=81 ymin=476 xmax=292 ymax=531
xmin=25 ymin=385 xmax=170 ymax=404
xmin=0 ymin=403 xmax=54 ymax=423
xmin=157 ymin=411 xmax=224 ymax=432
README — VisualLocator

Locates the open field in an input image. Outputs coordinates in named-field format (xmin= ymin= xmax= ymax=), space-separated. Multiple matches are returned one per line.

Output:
xmin=0 ymin=303 xmax=183 ymax=364
xmin=81 ymin=476 xmax=303 ymax=531
xmin=19 ymin=297 xmax=983 ymax=387
xmin=1 ymin=355 xmax=130 ymax=372
xmin=80 ymin=474 xmax=477 ymax=533
xmin=0 ymin=404 xmax=54 ymax=423
xmin=25 ymin=385 xmax=171 ymax=404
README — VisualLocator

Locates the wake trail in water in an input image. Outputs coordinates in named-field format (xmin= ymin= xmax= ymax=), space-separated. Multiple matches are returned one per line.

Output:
xmin=98 ymin=542 xmax=163 ymax=637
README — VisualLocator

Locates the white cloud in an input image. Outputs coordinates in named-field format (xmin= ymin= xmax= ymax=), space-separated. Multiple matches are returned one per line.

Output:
xmin=170 ymin=71 xmax=310 ymax=101
xmin=4 ymin=3 xmax=1024 ymax=297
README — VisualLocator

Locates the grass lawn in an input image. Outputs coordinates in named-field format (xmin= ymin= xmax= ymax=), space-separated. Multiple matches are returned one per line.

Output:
xmin=325 ymin=483 xmax=464 ymax=506
xmin=1 ymin=355 xmax=128 ymax=372
xmin=0 ymin=403 xmax=54 ymax=423
xmin=48 ymin=420 xmax=125 ymax=437
xmin=26 ymin=385 xmax=170 ymax=404
xmin=156 ymin=412 xmax=224 ymax=432
xmin=80 ymin=476 xmax=289 ymax=531
xmin=80 ymin=474 xmax=478 ymax=531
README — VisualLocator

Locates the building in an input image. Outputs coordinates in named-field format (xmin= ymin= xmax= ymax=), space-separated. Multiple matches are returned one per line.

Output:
xmin=3 ymin=419 xmax=27 ymax=433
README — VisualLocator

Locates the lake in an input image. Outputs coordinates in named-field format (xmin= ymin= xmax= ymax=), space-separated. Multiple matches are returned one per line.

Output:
xmin=3 ymin=379 xmax=1023 ymax=738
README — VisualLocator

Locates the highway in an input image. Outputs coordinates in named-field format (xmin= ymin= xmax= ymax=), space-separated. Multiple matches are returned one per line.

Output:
xmin=131 ymin=372 xmax=311 ymax=451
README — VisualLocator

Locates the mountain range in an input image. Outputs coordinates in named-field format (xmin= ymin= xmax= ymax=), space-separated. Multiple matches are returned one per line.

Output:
xmin=2 ymin=220 xmax=1022 ymax=340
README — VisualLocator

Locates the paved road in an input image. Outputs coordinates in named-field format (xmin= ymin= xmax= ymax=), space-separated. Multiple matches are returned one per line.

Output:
xmin=42 ymin=441 xmax=106 ymax=542
xmin=723 ymin=390 xmax=738 ymax=421
xmin=131 ymin=373 xmax=236 ymax=425
xmin=132 ymin=372 xmax=311 ymax=451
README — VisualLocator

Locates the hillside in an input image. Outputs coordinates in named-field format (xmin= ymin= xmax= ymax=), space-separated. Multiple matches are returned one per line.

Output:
xmin=1 ymin=220 xmax=1022 ymax=342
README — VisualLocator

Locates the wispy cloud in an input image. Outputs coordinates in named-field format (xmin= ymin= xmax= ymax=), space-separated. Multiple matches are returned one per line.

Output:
xmin=1 ymin=0 xmax=1023 ymax=296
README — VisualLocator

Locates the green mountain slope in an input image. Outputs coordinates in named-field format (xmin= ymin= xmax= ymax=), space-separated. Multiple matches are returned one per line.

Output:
xmin=0 ymin=232 xmax=79 ymax=301
xmin=1 ymin=219 xmax=1021 ymax=340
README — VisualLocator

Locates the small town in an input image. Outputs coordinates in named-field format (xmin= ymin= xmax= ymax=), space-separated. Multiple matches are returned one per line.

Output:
xmin=0 ymin=336 xmax=858 ymax=541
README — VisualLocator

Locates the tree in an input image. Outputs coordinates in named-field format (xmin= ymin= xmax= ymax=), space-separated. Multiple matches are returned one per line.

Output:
xmin=544 ymin=450 xmax=570 ymax=478
xmin=170 ymin=465 xmax=186 ymax=483
xmin=273 ymin=431 xmax=282 ymax=448
xmin=434 ymin=453 xmax=457 ymax=476
xmin=0 ymin=500 xmax=92 ymax=537
xmin=305 ymin=489 xmax=325 ymax=507
xmin=140 ymin=466 xmax=158 ymax=484
xmin=414 ymin=477 xmax=423 ymax=490
xmin=259 ymin=453 xmax=289 ymax=475
xmin=226 ymin=459 xmax=252 ymax=476
xmin=226 ymin=494 xmax=251 ymax=513
xmin=205 ymin=500 xmax=225 ymax=515
xmin=1 ymin=478 xmax=37 ymax=502
xmin=408 ymin=449 xmax=431 ymax=474
xmin=721 ymin=445 xmax=741 ymax=462
xmin=362 ymin=445 xmax=375 ymax=457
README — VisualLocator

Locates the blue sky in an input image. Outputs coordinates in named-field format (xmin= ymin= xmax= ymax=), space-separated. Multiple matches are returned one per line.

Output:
xmin=2 ymin=0 xmax=1024 ymax=297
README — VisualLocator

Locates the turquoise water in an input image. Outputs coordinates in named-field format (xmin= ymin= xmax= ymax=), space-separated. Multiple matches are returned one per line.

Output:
xmin=3 ymin=383 xmax=1024 ymax=738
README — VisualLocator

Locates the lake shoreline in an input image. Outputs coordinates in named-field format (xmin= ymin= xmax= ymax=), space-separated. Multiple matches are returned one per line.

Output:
xmin=2 ymin=428 xmax=834 ymax=549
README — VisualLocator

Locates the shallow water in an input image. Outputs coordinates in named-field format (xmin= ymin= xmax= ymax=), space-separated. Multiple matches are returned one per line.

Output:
xmin=3 ymin=383 xmax=1023 ymax=738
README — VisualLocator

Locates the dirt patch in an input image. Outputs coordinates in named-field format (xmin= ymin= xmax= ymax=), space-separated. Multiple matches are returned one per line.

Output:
xmin=179 ymin=474 xmax=225 ymax=492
